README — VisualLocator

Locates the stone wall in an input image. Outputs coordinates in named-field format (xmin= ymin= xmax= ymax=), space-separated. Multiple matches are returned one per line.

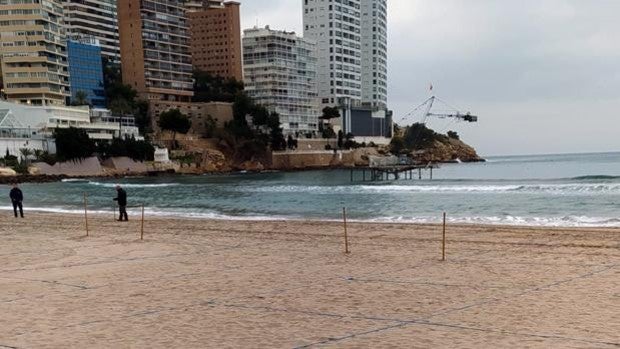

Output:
xmin=32 ymin=157 xmax=104 ymax=176
xmin=271 ymin=150 xmax=355 ymax=170
xmin=296 ymin=139 xmax=338 ymax=151
xmin=102 ymin=157 xmax=148 ymax=174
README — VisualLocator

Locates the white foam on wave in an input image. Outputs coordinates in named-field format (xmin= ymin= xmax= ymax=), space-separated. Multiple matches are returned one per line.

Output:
xmin=61 ymin=178 xmax=181 ymax=188
xmin=86 ymin=181 xmax=180 ymax=188
xmin=0 ymin=205 xmax=292 ymax=222
xmin=60 ymin=179 xmax=90 ymax=183
xmin=361 ymin=215 xmax=620 ymax=228
xmin=240 ymin=182 xmax=620 ymax=195
xmin=3 ymin=205 xmax=620 ymax=228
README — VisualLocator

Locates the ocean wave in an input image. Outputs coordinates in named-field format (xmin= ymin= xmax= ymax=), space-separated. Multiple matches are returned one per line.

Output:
xmin=0 ymin=205 xmax=291 ymax=222
xmin=362 ymin=215 xmax=620 ymax=227
xmin=61 ymin=179 xmax=90 ymax=183
xmin=3 ymin=205 xmax=620 ymax=228
xmin=80 ymin=181 xmax=181 ymax=188
xmin=570 ymin=175 xmax=620 ymax=181
xmin=239 ymin=183 xmax=620 ymax=194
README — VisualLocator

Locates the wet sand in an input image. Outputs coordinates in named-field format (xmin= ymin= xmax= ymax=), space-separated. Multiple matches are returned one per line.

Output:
xmin=0 ymin=212 xmax=618 ymax=348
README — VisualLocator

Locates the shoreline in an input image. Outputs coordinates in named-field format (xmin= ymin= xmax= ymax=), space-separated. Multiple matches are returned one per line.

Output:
xmin=0 ymin=159 xmax=488 ymax=184
xmin=7 ymin=208 xmax=620 ymax=231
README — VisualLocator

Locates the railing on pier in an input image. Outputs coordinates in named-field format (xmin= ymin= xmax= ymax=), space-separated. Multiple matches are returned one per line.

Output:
xmin=350 ymin=162 xmax=439 ymax=182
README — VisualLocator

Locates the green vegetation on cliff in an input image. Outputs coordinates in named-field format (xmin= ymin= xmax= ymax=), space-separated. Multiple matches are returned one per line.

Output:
xmin=193 ymin=70 xmax=244 ymax=103
xmin=54 ymin=127 xmax=154 ymax=162
xmin=390 ymin=123 xmax=482 ymax=162
xmin=191 ymin=70 xmax=287 ymax=161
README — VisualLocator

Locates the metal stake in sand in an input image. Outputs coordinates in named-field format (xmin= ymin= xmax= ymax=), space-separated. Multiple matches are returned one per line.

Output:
xmin=343 ymin=207 xmax=350 ymax=254
xmin=83 ymin=192 xmax=89 ymax=237
xmin=442 ymin=212 xmax=446 ymax=261
xmin=140 ymin=204 xmax=145 ymax=240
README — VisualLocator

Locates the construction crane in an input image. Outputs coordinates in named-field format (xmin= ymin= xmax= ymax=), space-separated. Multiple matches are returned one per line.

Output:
xmin=401 ymin=95 xmax=479 ymax=125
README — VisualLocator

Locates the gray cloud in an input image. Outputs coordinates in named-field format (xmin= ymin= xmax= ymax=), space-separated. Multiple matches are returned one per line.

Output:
xmin=240 ymin=0 xmax=620 ymax=155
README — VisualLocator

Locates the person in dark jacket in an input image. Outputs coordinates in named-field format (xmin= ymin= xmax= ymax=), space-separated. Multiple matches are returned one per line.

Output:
xmin=113 ymin=185 xmax=128 ymax=221
xmin=9 ymin=183 xmax=24 ymax=218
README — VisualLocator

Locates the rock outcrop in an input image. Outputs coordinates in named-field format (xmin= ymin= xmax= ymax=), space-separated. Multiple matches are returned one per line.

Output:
xmin=412 ymin=138 xmax=483 ymax=163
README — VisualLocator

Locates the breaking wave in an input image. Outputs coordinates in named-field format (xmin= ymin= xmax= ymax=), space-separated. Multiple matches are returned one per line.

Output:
xmin=3 ymin=205 xmax=620 ymax=228
xmin=240 ymin=182 xmax=620 ymax=195
xmin=84 ymin=181 xmax=181 ymax=188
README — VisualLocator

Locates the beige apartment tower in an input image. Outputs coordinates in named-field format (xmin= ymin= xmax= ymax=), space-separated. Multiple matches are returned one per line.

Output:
xmin=0 ymin=0 xmax=70 ymax=106
xmin=187 ymin=1 xmax=242 ymax=81
xmin=62 ymin=0 xmax=121 ymax=62
xmin=117 ymin=0 xmax=193 ymax=108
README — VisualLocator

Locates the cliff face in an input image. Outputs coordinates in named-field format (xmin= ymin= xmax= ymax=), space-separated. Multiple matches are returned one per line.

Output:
xmin=413 ymin=138 xmax=484 ymax=163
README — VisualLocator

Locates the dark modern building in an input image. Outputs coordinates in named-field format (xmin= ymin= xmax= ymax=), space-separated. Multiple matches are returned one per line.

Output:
xmin=67 ymin=38 xmax=106 ymax=107
xmin=339 ymin=104 xmax=393 ymax=144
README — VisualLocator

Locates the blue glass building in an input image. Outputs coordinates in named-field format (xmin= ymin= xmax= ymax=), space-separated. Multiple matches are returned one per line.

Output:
xmin=67 ymin=38 xmax=106 ymax=107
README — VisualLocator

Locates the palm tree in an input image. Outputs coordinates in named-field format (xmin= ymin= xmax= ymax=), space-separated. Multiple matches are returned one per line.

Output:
xmin=73 ymin=90 xmax=89 ymax=106
xmin=19 ymin=148 xmax=33 ymax=165
xmin=33 ymin=149 xmax=44 ymax=162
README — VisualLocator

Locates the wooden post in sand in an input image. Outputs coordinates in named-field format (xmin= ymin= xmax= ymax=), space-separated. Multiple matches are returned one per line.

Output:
xmin=442 ymin=212 xmax=446 ymax=261
xmin=83 ymin=192 xmax=89 ymax=237
xmin=343 ymin=207 xmax=350 ymax=254
xmin=140 ymin=204 xmax=145 ymax=240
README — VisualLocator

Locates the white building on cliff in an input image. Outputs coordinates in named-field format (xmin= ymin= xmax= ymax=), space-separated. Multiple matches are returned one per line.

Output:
xmin=243 ymin=26 xmax=320 ymax=135
xmin=0 ymin=100 xmax=141 ymax=156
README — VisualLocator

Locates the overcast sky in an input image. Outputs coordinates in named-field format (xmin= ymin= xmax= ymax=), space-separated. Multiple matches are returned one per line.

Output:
xmin=240 ymin=1 xmax=620 ymax=156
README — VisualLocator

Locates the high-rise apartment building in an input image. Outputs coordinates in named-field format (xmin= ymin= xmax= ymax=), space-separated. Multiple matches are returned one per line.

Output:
xmin=303 ymin=0 xmax=362 ymax=107
xmin=67 ymin=37 xmax=106 ymax=107
xmin=0 ymin=0 xmax=70 ymax=106
xmin=117 ymin=0 xmax=193 ymax=110
xmin=187 ymin=1 xmax=242 ymax=81
xmin=303 ymin=0 xmax=387 ymax=109
xmin=62 ymin=0 xmax=120 ymax=62
xmin=361 ymin=0 xmax=387 ymax=108
xmin=243 ymin=27 xmax=319 ymax=135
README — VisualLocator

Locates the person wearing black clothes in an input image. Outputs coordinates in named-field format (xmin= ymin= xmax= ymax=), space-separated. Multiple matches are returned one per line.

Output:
xmin=9 ymin=183 xmax=24 ymax=218
xmin=113 ymin=185 xmax=128 ymax=221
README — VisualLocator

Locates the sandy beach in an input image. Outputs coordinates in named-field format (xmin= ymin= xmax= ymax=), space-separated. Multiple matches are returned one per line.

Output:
xmin=0 ymin=212 xmax=618 ymax=348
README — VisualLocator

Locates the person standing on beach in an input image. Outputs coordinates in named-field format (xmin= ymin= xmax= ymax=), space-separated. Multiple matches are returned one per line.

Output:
xmin=114 ymin=185 xmax=128 ymax=221
xmin=9 ymin=183 xmax=24 ymax=218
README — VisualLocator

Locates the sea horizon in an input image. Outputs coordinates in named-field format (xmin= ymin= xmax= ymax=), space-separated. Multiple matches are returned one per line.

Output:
xmin=481 ymin=149 xmax=620 ymax=158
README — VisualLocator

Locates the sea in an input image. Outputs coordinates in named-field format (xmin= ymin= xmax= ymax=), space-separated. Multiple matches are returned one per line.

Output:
xmin=4 ymin=152 xmax=620 ymax=227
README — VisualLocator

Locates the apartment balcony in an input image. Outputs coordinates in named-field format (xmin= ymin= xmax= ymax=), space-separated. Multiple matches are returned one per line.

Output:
xmin=1 ymin=65 xmax=45 ymax=73
xmin=5 ymin=87 xmax=68 ymax=97
xmin=88 ymin=122 xmax=122 ymax=131
xmin=146 ymin=86 xmax=194 ymax=97
xmin=3 ymin=76 xmax=55 ymax=84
